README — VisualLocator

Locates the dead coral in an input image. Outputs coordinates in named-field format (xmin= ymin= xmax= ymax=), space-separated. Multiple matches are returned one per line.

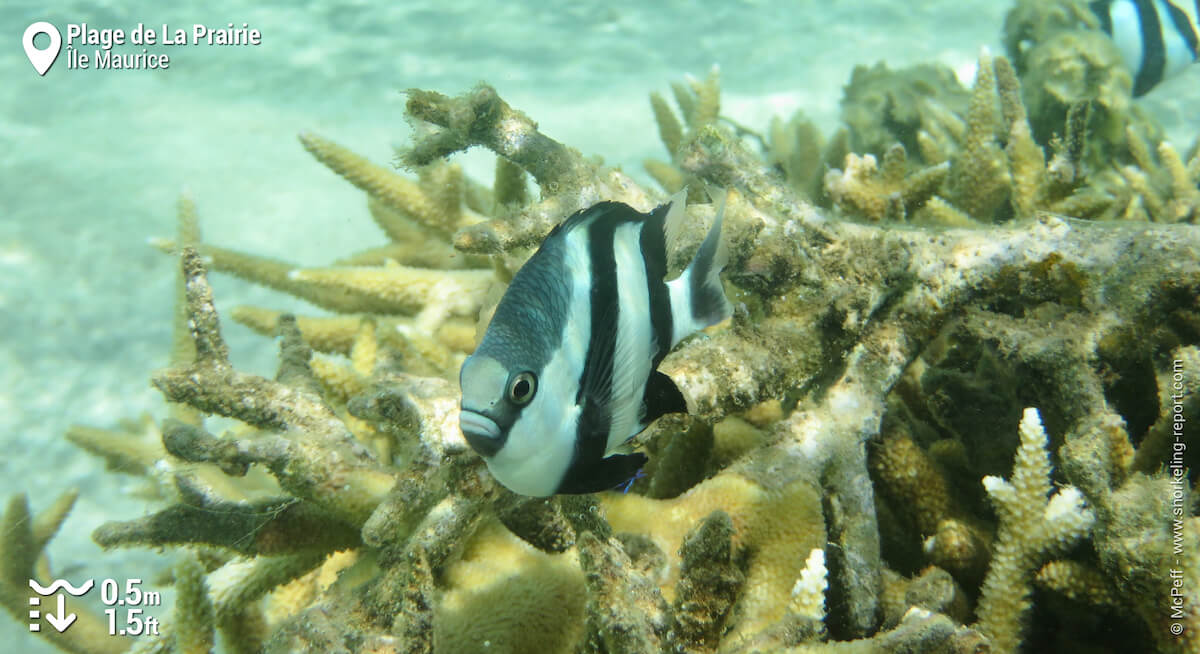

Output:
xmin=1002 ymin=0 xmax=1133 ymax=146
xmin=401 ymin=84 xmax=659 ymax=253
xmin=668 ymin=104 xmax=1199 ymax=649
xmin=839 ymin=61 xmax=971 ymax=163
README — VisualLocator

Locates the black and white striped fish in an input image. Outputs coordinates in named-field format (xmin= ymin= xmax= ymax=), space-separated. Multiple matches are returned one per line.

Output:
xmin=459 ymin=192 xmax=731 ymax=496
xmin=1090 ymin=0 xmax=1199 ymax=95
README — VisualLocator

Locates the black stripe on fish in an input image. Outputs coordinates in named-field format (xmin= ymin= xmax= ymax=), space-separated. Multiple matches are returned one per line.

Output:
xmin=576 ymin=204 xmax=622 ymax=442
xmin=639 ymin=201 xmax=688 ymax=427
xmin=558 ymin=203 xmax=651 ymax=494
xmin=1093 ymin=0 xmax=1115 ymax=33
xmin=1091 ymin=0 xmax=1200 ymax=95
xmin=641 ymin=202 xmax=675 ymax=367
xmin=1165 ymin=1 xmax=1200 ymax=58
xmin=461 ymin=195 xmax=727 ymax=496
xmin=1133 ymin=0 xmax=1168 ymax=96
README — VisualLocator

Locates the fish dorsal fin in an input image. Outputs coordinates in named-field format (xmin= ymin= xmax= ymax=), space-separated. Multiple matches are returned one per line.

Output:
xmin=640 ymin=370 xmax=687 ymax=426
xmin=685 ymin=188 xmax=731 ymax=330
xmin=663 ymin=188 xmax=688 ymax=263
xmin=707 ymin=188 xmax=731 ymax=274
xmin=664 ymin=187 xmax=732 ymax=346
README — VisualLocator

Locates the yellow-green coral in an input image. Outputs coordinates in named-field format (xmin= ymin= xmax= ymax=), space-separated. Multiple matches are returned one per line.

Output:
xmin=172 ymin=554 xmax=215 ymax=654
xmin=870 ymin=425 xmax=990 ymax=581
xmin=604 ymin=469 xmax=825 ymax=642
xmin=975 ymin=408 xmax=1094 ymax=654
xmin=825 ymin=146 xmax=949 ymax=222
xmin=435 ymin=519 xmax=585 ymax=654
xmin=799 ymin=44 xmax=1194 ymax=226
xmin=643 ymin=68 xmax=725 ymax=201
xmin=0 ymin=492 xmax=125 ymax=654
xmin=299 ymin=132 xmax=482 ymax=237
xmin=1034 ymin=559 xmax=1119 ymax=609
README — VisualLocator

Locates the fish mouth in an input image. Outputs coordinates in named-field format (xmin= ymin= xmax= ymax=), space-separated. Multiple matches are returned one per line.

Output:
xmin=459 ymin=410 xmax=503 ymax=457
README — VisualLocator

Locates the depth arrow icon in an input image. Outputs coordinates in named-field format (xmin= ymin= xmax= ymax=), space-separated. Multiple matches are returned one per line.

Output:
xmin=44 ymin=594 xmax=76 ymax=632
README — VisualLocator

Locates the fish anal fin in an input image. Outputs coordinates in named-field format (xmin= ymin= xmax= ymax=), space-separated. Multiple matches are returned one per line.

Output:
xmin=556 ymin=452 xmax=648 ymax=494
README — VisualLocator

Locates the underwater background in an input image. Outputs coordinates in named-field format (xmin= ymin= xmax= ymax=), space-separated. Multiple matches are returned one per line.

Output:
xmin=2 ymin=1 xmax=1198 ymax=653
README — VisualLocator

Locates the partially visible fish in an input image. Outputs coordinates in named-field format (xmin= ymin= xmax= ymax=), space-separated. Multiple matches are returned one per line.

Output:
xmin=459 ymin=192 xmax=731 ymax=496
xmin=1090 ymin=0 xmax=1199 ymax=95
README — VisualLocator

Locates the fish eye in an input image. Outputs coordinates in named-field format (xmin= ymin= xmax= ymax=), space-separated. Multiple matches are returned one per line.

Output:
xmin=507 ymin=371 xmax=537 ymax=405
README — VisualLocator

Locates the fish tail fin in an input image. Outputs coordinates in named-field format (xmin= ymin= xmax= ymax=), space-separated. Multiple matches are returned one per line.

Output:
xmin=668 ymin=189 xmax=732 ymax=346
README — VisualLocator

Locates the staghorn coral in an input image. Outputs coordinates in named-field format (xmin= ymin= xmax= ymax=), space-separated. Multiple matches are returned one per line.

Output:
xmin=823 ymin=52 xmax=1113 ymax=225
xmin=642 ymin=67 xmax=729 ymax=199
xmin=999 ymin=0 xmax=1200 ymax=224
xmin=974 ymin=408 xmax=1094 ymax=653
xmin=1099 ymin=127 xmax=1200 ymax=223
xmin=0 ymin=492 xmax=127 ymax=654
xmin=788 ymin=548 xmax=828 ymax=623
xmin=823 ymin=145 xmax=949 ymax=222
xmin=765 ymin=38 xmax=1196 ymax=227
xmin=150 ymin=132 xmax=497 ymax=364
xmin=172 ymin=554 xmax=215 ymax=654
xmin=870 ymin=422 xmax=990 ymax=583
xmin=764 ymin=111 xmax=848 ymax=203
xmin=1034 ymin=559 xmax=1120 ymax=610
xmin=7 ymin=52 xmax=1200 ymax=654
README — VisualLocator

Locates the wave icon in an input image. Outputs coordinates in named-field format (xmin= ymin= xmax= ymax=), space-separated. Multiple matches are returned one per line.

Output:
xmin=29 ymin=579 xmax=94 ymax=596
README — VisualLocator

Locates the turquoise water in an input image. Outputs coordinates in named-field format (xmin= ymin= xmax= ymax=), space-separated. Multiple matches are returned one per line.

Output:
xmin=1 ymin=1 xmax=1196 ymax=652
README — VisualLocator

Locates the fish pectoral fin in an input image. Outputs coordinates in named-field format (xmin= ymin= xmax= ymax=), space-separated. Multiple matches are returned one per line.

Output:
xmin=641 ymin=370 xmax=688 ymax=424
xmin=556 ymin=452 xmax=648 ymax=494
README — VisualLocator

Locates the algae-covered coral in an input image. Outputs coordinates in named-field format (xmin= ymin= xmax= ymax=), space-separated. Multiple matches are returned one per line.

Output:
xmin=4 ymin=5 xmax=1200 ymax=653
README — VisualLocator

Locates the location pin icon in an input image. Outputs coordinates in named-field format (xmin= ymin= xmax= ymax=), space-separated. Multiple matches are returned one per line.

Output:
xmin=23 ymin=22 xmax=62 ymax=76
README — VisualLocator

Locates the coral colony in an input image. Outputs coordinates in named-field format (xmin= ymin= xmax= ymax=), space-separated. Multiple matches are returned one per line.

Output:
xmin=3 ymin=1 xmax=1199 ymax=652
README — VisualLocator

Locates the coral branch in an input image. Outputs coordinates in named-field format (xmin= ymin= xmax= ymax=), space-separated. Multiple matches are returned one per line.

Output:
xmin=975 ymin=408 xmax=1094 ymax=654
xmin=93 ymin=476 xmax=360 ymax=556
xmin=403 ymin=84 xmax=592 ymax=191
xmin=577 ymin=531 xmax=670 ymax=653
xmin=670 ymin=511 xmax=744 ymax=651
xmin=1 ymin=493 xmax=126 ymax=654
